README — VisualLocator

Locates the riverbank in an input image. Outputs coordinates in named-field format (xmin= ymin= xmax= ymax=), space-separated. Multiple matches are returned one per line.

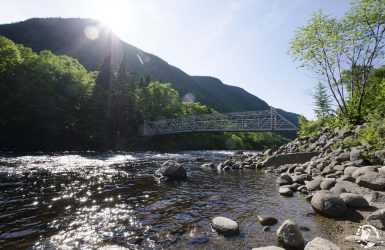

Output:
xmin=219 ymin=124 xmax=385 ymax=249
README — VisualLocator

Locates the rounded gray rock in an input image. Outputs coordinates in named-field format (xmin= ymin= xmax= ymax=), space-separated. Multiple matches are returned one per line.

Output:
xmin=352 ymin=166 xmax=378 ymax=179
xmin=304 ymin=237 xmax=340 ymax=250
xmin=340 ymin=193 xmax=369 ymax=208
xmin=343 ymin=166 xmax=358 ymax=176
xmin=320 ymin=179 xmax=336 ymax=190
xmin=276 ymin=173 xmax=293 ymax=186
xmin=311 ymin=190 xmax=347 ymax=218
xmin=279 ymin=186 xmax=293 ymax=197
xmin=155 ymin=163 xmax=187 ymax=179
xmin=212 ymin=216 xmax=240 ymax=236
xmin=367 ymin=209 xmax=385 ymax=230
xmin=306 ymin=177 xmax=323 ymax=191
xmin=276 ymin=219 xmax=304 ymax=250
xmin=355 ymin=172 xmax=385 ymax=191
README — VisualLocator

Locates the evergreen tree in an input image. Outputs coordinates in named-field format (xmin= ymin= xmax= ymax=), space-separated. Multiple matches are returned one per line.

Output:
xmin=313 ymin=82 xmax=332 ymax=118
xmin=93 ymin=55 xmax=114 ymax=146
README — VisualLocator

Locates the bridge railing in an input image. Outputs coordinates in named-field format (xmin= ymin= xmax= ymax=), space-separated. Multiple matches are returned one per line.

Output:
xmin=143 ymin=108 xmax=298 ymax=136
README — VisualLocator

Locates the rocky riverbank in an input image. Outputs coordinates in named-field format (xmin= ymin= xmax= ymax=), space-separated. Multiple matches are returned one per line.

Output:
xmin=216 ymin=124 xmax=385 ymax=249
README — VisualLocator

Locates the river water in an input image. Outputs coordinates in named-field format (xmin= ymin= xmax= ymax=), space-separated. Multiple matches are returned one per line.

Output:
xmin=0 ymin=151 xmax=331 ymax=249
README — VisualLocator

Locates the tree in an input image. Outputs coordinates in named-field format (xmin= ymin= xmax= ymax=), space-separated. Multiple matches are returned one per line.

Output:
xmin=289 ymin=0 xmax=385 ymax=124
xmin=313 ymin=82 xmax=332 ymax=118
xmin=136 ymin=82 xmax=183 ymax=121
xmin=0 ymin=36 xmax=95 ymax=149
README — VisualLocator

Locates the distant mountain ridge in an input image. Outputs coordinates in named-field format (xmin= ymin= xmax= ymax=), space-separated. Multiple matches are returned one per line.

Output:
xmin=0 ymin=18 xmax=299 ymax=124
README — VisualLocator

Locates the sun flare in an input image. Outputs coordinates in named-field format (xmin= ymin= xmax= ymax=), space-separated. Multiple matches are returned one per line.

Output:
xmin=91 ymin=0 xmax=134 ymax=34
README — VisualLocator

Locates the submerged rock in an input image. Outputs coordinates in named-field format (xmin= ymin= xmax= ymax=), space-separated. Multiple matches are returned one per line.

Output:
xmin=212 ymin=216 xmax=240 ymax=236
xmin=304 ymin=237 xmax=340 ymax=250
xmin=155 ymin=162 xmax=187 ymax=179
xmin=258 ymin=215 xmax=278 ymax=226
xmin=311 ymin=190 xmax=347 ymax=218
xmin=276 ymin=219 xmax=304 ymax=250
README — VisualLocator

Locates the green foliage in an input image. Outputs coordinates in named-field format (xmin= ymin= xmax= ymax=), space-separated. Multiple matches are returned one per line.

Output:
xmin=358 ymin=120 xmax=385 ymax=150
xmin=148 ymin=131 xmax=291 ymax=151
xmin=0 ymin=36 xmax=95 ymax=149
xmin=289 ymin=0 xmax=385 ymax=124
xmin=298 ymin=115 xmax=341 ymax=138
xmin=0 ymin=36 xmax=295 ymax=151
xmin=313 ymin=82 xmax=333 ymax=118
xmin=136 ymin=82 xmax=183 ymax=121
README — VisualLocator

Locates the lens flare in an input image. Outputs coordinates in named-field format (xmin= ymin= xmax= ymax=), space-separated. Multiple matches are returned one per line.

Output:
xmin=84 ymin=25 xmax=99 ymax=40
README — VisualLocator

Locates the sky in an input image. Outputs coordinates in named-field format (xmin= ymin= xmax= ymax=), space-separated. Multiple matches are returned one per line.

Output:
xmin=0 ymin=0 xmax=352 ymax=118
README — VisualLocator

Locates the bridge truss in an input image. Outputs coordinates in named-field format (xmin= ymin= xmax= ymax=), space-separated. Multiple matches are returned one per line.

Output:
xmin=142 ymin=107 xmax=298 ymax=136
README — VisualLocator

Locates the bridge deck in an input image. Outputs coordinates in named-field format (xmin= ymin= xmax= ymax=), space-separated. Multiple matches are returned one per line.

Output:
xmin=142 ymin=108 xmax=298 ymax=136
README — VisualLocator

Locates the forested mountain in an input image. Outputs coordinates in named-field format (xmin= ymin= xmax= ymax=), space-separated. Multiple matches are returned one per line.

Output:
xmin=0 ymin=18 xmax=299 ymax=123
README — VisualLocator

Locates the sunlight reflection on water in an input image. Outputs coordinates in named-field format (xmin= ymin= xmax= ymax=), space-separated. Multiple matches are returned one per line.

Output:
xmin=0 ymin=151 xmax=328 ymax=249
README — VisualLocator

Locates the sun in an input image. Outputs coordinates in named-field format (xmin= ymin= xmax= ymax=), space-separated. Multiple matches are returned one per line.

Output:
xmin=91 ymin=0 xmax=134 ymax=35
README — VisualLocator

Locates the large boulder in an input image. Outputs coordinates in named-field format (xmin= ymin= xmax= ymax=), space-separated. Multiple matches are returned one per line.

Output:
xmin=276 ymin=219 xmax=304 ymax=250
xmin=340 ymin=193 xmax=369 ymax=208
xmin=356 ymin=172 xmax=385 ymax=191
xmin=367 ymin=209 xmax=385 ymax=230
xmin=155 ymin=162 xmax=187 ymax=179
xmin=304 ymin=237 xmax=340 ymax=250
xmin=333 ymin=180 xmax=374 ymax=200
xmin=311 ymin=190 xmax=347 ymax=218
xmin=212 ymin=216 xmax=240 ymax=236
xmin=351 ymin=166 xmax=378 ymax=179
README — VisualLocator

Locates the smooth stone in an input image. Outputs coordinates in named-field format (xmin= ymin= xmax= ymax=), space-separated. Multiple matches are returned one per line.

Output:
xmin=258 ymin=215 xmax=278 ymax=226
xmin=320 ymin=179 xmax=336 ymax=190
xmin=356 ymin=172 xmax=385 ymax=191
xmin=351 ymin=166 xmax=378 ymax=179
xmin=252 ymin=247 xmax=285 ymax=250
xmin=212 ymin=216 xmax=240 ymax=236
xmin=335 ymin=153 xmax=350 ymax=163
xmin=304 ymin=237 xmax=340 ymax=250
xmin=311 ymin=190 xmax=347 ymax=218
xmin=340 ymin=193 xmax=369 ymax=208
xmin=367 ymin=209 xmax=385 ymax=230
xmin=277 ymin=173 xmax=293 ymax=186
xmin=306 ymin=177 xmax=323 ymax=191
xmin=336 ymin=175 xmax=354 ymax=182
xmin=276 ymin=219 xmax=304 ymax=250
xmin=279 ymin=186 xmax=293 ymax=197
xmin=344 ymin=166 xmax=359 ymax=176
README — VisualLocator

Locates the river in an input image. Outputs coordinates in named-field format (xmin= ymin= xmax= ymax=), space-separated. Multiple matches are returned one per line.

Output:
xmin=0 ymin=151 xmax=331 ymax=249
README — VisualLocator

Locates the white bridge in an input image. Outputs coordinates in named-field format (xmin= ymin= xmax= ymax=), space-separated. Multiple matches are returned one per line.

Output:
xmin=142 ymin=107 xmax=298 ymax=136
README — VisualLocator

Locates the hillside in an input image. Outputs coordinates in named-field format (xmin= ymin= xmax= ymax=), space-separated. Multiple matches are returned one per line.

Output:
xmin=0 ymin=18 xmax=299 ymax=122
